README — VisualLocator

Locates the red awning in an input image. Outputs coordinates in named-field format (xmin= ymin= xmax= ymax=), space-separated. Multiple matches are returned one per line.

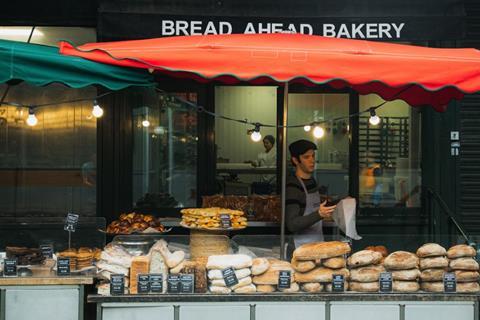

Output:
xmin=60 ymin=33 xmax=480 ymax=111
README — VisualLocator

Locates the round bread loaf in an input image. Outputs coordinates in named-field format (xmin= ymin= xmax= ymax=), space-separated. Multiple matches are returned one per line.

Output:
xmin=293 ymin=241 xmax=351 ymax=261
xmin=449 ymin=257 xmax=480 ymax=271
xmin=349 ymin=281 xmax=379 ymax=292
xmin=454 ymin=270 xmax=480 ymax=282
xmin=420 ymin=268 xmax=446 ymax=282
xmin=420 ymin=281 xmax=444 ymax=292
xmin=291 ymin=258 xmax=316 ymax=273
xmin=347 ymin=250 xmax=383 ymax=268
xmin=419 ymin=256 xmax=449 ymax=270
xmin=256 ymin=284 xmax=276 ymax=293
xmin=447 ymin=244 xmax=476 ymax=259
xmin=393 ymin=281 xmax=419 ymax=293
xmin=294 ymin=267 xmax=350 ymax=283
xmin=322 ymin=257 xmax=346 ymax=269
xmin=278 ymin=282 xmax=299 ymax=293
xmin=365 ymin=245 xmax=388 ymax=257
xmin=457 ymin=282 xmax=480 ymax=293
xmin=391 ymin=268 xmax=421 ymax=281
xmin=416 ymin=243 xmax=447 ymax=258
xmin=251 ymin=258 xmax=270 ymax=276
xmin=384 ymin=251 xmax=419 ymax=270
xmin=301 ymin=282 xmax=323 ymax=293
xmin=350 ymin=265 xmax=386 ymax=282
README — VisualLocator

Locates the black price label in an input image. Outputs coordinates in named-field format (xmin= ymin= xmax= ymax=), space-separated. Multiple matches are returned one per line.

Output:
xmin=150 ymin=274 xmax=164 ymax=293
xmin=278 ymin=270 xmax=292 ymax=289
xmin=222 ymin=267 xmax=239 ymax=287
xmin=4 ymin=258 xmax=17 ymax=277
xmin=180 ymin=274 xmax=195 ymax=293
xmin=137 ymin=274 xmax=150 ymax=294
xmin=64 ymin=213 xmax=79 ymax=232
xmin=444 ymin=272 xmax=456 ymax=293
xmin=332 ymin=274 xmax=345 ymax=292
xmin=220 ymin=214 xmax=232 ymax=229
xmin=57 ymin=258 xmax=71 ymax=276
xmin=40 ymin=244 xmax=53 ymax=259
xmin=167 ymin=274 xmax=181 ymax=293
xmin=110 ymin=274 xmax=125 ymax=295
xmin=379 ymin=272 xmax=393 ymax=292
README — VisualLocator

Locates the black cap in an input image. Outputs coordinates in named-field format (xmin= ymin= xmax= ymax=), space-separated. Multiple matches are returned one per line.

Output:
xmin=289 ymin=139 xmax=317 ymax=158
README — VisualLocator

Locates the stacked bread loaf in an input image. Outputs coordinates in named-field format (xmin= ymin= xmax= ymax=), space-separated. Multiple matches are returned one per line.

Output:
xmin=252 ymin=258 xmax=298 ymax=293
xmin=447 ymin=244 xmax=480 ymax=293
xmin=206 ymin=254 xmax=255 ymax=293
xmin=416 ymin=243 xmax=448 ymax=292
xmin=348 ymin=250 xmax=385 ymax=292
xmin=292 ymin=241 xmax=351 ymax=293
xmin=384 ymin=251 xmax=420 ymax=292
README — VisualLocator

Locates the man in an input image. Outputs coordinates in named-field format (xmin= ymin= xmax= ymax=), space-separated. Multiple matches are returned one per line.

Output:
xmin=286 ymin=139 xmax=337 ymax=248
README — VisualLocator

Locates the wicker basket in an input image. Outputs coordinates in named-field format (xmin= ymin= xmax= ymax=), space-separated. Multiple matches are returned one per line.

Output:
xmin=189 ymin=229 xmax=230 ymax=262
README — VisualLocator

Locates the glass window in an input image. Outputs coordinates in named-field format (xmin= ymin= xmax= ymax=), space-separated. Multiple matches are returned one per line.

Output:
xmin=0 ymin=83 xmax=97 ymax=216
xmin=287 ymin=93 xmax=350 ymax=198
xmin=0 ymin=26 xmax=96 ymax=46
xmin=132 ymin=90 xmax=198 ymax=209
xmin=215 ymin=86 xmax=277 ymax=196
xmin=358 ymin=94 xmax=421 ymax=208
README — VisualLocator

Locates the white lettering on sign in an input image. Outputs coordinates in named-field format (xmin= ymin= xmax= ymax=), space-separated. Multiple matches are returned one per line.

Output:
xmin=322 ymin=23 xmax=405 ymax=39
xmin=244 ymin=23 xmax=313 ymax=34
xmin=161 ymin=20 xmax=233 ymax=36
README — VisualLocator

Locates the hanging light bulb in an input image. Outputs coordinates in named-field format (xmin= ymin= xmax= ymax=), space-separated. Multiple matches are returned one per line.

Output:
xmin=248 ymin=123 xmax=262 ymax=142
xmin=92 ymin=100 xmax=104 ymax=118
xmin=304 ymin=125 xmax=312 ymax=132
xmin=313 ymin=126 xmax=325 ymax=139
xmin=142 ymin=119 xmax=151 ymax=127
xmin=369 ymin=108 xmax=381 ymax=126
xmin=26 ymin=107 xmax=38 ymax=126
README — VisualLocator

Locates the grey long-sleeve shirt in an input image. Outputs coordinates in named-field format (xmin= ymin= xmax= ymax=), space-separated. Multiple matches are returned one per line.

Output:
xmin=285 ymin=174 xmax=323 ymax=233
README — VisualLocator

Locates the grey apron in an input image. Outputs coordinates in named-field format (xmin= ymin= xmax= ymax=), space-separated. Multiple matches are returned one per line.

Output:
xmin=294 ymin=176 xmax=324 ymax=248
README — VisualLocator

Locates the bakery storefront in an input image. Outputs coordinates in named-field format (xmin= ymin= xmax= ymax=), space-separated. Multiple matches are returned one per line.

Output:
xmin=2 ymin=0 xmax=480 ymax=320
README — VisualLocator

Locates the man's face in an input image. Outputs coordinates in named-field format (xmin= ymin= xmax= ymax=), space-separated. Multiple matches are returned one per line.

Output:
xmin=263 ymin=139 xmax=273 ymax=152
xmin=294 ymin=149 xmax=316 ymax=173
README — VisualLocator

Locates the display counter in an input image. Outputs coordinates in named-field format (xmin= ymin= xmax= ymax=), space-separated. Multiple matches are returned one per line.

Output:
xmin=89 ymin=293 xmax=479 ymax=320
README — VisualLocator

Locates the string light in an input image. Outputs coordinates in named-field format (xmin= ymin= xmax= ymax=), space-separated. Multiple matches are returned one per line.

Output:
xmin=303 ymin=125 xmax=311 ymax=132
xmin=92 ymin=100 xmax=104 ymax=118
xmin=369 ymin=108 xmax=381 ymax=126
xmin=142 ymin=119 xmax=151 ymax=127
xmin=248 ymin=123 xmax=262 ymax=142
xmin=26 ymin=107 xmax=38 ymax=126
xmin=313 ymin=126 xmax=325 ymax=138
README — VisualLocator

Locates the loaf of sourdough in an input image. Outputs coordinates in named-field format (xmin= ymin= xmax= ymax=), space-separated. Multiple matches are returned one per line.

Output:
xmin=323 ymin=257 xmax=346 ymax=269
xmin=278 ymin=282 xmax=300 ymax=293
xmin=251 ymin=258 xmax=270 ymax=275
xmin=293 ymin=241 xmax=351 ymax=261
xmin=420 ymin=281 xmax=443 ymax=292
xmin=301 ymin=282 xmax=323 ymax=293
xmin=256 ymin=284 xmax=276 ymax=293
xmin=416 ymin=243 xmax=447 ymax=258
xmin=364 ymin=246 xmax=388 ymax=257
xmin=420 ymin=268 xmax=446 ymax=282
xmin=393 ymin=281 xmax=419 ymax=293
xmin=449 ymin=257 xmax=479 ymax=271
xmin=447 ymin=245 xmax=476 ymax=259
xmin=419 ymin=256 xmax=449 ymax=270
xmin=252 ymin=259 xmax=294 ymax=285
xmin=291 ymin=258 xmax=316 ymax=273
xmin=347 ymin=250 xmax=383 ymax=268
xmin=295 ymin=267 xmax=349 ymax=283
xmin=455 ymin=270 xmax=480 ymax=282
xmin=392 ymin=268 xmax=421 ymax=281
xmin=350 ymin=264 xmax=386 ymax=282
xmin=349 ymin=281 xmax=379 ymax=292
xmin=206 ymin=254 xmax=253 ymax=270
xmin=384 ymin=251 xmax=419 ymax=270
xmin=457 ymin=282 xmax=480 ymax=293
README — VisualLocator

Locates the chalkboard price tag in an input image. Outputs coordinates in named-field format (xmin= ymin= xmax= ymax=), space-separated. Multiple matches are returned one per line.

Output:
xmin=444 ymin=272 xmax=456 ymax=293
xmin=57 ymin=258 xmax=71 ymax=276
xmin=278 ymin=270 xmax=292 ymax=289
xmin=167 ymin=274 xmax=181 ymax=293
xmin=137 ymin=274 xmax=150 ymax=294
xmin=150 ymin=274 xmax=164 ymax=293
xmin=220 ymin=214 xmax=232 ymax=229
xmin=180 ymin=274 xmax=195 ymax=293
xmin=222 ymin=267 xmax=239 ymax=287
xmin=4 ymin=258 xmax=17 ymax=277
xmin=40 ymin=244 xmax=54 ymax=259
xmin=64 ymin=213 xmax=79 ymax=232
xmin=110 ymin=274 xmax=125 ymax=295
xmin=379 ymin=272 xmax=393 ymax=292
xmin=332 ymin=274 xmax=345 ymax=292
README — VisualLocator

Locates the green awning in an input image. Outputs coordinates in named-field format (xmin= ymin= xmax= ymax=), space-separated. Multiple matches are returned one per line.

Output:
xmin=0 ymin=39 xmax=154 ymax=90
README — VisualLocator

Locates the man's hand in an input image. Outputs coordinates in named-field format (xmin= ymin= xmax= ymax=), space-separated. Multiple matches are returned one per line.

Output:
xmin=318 ymin=201 xmax=336 ymax=219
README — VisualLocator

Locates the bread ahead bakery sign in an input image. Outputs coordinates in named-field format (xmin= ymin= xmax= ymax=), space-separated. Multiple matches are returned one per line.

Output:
xmin=153 ymin=16 xmax=464 ymax=40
